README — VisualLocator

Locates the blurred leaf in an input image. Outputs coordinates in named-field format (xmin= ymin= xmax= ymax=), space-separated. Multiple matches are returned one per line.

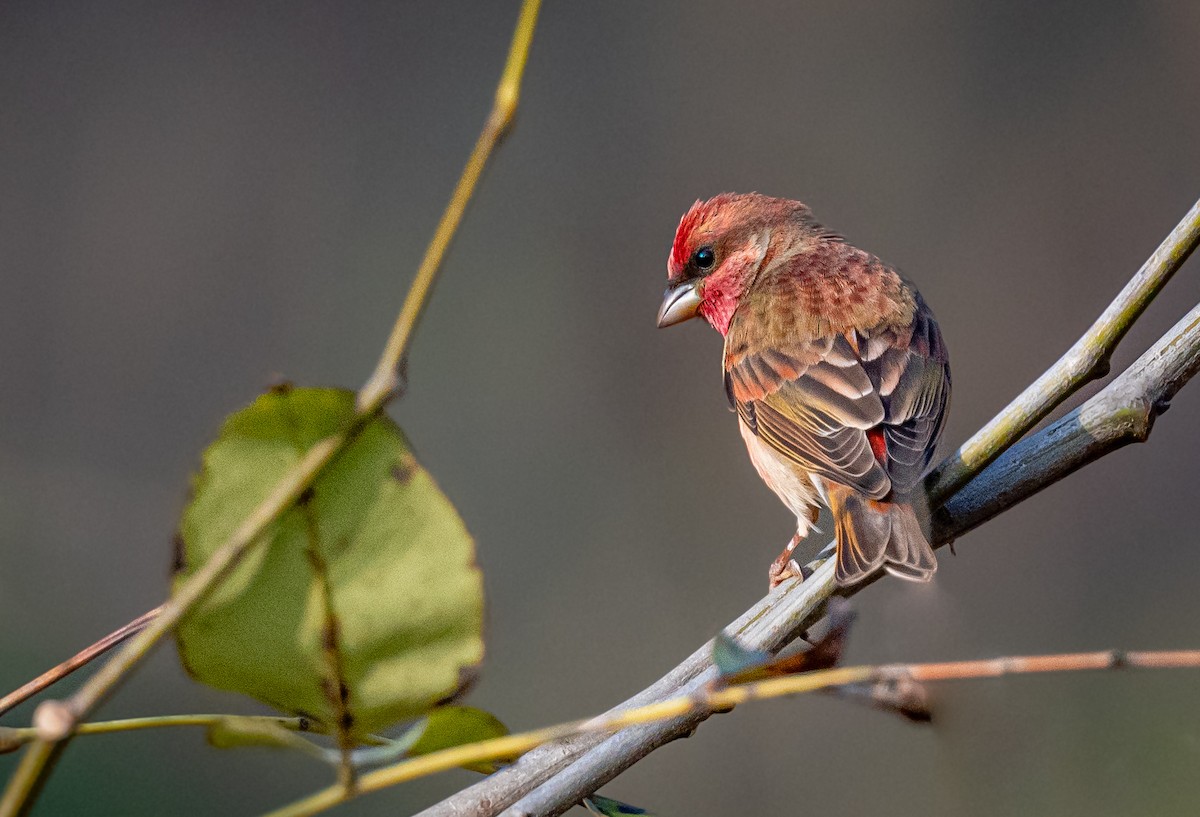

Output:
xmin=206 ymin=717 xmax=327 ymax=760
xmin=715 ymin=599 xmax=856 ymax=687
xmin=711 ymin=631 xmax=770 ymax=678
xmin=349 ymin=706 xmax=507 ymax=771
xmin=174 ymin=387 xmax=483 ymax=743
xmin=711 ymin=601 xmax=930 ymax=722
xmin=408 ymin=705 xmax=509 ymax=773
xmin=336 ymin=716 xmax=430 ymax=770
xmin=583 ymin=794 xmax=655 ymax=816
xmin=829 ymin=678 xmax=932 ymax=723
xmin=772 ymin=598 xmax=854 ymax=673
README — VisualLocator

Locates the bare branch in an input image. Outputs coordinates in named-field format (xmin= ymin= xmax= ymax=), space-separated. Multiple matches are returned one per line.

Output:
xmin=493 ymin=301 xmax=1200 ymax=817
xmin=413 ymin=200 xmax=1200 ymax=817
xmin=264 ymin=644 xmax=1200 ymax=817
xmin=935 ymin=302 xmax=1200 ymax=537
xmin=928 ymin=195 xmax=1200 ymax=505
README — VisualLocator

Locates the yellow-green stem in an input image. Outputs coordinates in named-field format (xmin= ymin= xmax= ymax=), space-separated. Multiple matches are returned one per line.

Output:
xmin=264 ymin=648 xmax=1200 ymax=817
xmin=0 ymin=1 xmax=542 ymax=814
xmin=928 ymin=195 xmax=1200 ymax=505
xmin=358 ymin=0 xmax=541 ymax=412
xmin=0 ymin=715 xmax=341 ymax=753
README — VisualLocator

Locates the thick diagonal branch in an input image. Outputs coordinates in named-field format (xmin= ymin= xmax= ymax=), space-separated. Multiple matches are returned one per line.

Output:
xmin=936 ymin=303 xmax=1200 ymax=538
xmin=412 ymin=286 xmax=1200 ymax=817
xmin=927 ymin=195 xmax=1200 ymax=504
xmin=486 ymin=302 xmax=1200 ymax=817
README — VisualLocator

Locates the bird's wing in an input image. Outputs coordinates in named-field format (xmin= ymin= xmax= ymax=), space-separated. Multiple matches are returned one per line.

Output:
xmin=725 ymin=329 xmax=891 ymax=500
xmin=724 ymin=293 xmax=949 ymax=500
xmin=856 ymin=293 xmax=951 ymax=495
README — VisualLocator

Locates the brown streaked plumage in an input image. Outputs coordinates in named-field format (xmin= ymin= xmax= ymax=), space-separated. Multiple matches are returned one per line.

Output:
xmin=657 ymin=193 xmax=951 ymax=588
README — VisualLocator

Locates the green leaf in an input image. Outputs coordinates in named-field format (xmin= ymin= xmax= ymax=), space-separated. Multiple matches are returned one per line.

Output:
xmin=583 ymin=794 xmax=656 ymax=816
xmin=408 ymin=705 xmax=509 ymax=773
xmin=174 ymin=387 xmax=483 ymax=743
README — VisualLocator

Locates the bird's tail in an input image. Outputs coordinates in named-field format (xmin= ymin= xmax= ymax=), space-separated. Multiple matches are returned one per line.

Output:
xmin=826 ymin=483 xmax=936 ymax=587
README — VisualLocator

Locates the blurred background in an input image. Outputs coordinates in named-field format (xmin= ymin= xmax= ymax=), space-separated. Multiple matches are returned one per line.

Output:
xmin=3 ymin=1 xmax=1200 ymax=815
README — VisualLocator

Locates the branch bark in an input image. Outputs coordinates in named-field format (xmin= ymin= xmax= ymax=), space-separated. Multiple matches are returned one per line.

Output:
xmin=263 ymin=644 xmax=1200 ymax=817
xmin=413 ymin=198 xmax=1200 ymax=817
xmin=937 ymin=301 xmax=1200 ymax=539
xmin=927 ymin=194 xmax=1200 ymax=505
xmin=491 ymin=305 xmax=1200 ymax=817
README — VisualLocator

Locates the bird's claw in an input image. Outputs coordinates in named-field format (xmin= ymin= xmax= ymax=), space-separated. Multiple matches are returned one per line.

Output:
xmin=768 ymin=557 xmax=808 ymax=589
xmin=768 ymin=533 xmax=806 ymax=589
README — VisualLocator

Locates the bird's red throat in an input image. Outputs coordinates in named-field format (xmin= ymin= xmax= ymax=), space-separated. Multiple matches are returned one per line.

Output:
xmin=698 ymin=282 xmax=741 ymax=336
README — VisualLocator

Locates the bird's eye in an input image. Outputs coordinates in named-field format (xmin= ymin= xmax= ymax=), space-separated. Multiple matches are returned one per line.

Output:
xmin=693 ymin=247 xmax=715 ymax=270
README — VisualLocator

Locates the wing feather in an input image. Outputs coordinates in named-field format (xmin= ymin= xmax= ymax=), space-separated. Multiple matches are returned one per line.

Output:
xmin=725 ymin=291 xmax=949 ymax=500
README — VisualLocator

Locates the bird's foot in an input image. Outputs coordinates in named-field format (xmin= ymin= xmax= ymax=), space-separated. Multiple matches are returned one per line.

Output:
xmin=768 ymin=558 xmax=805 ymax=588
xmin=768 ymin=533 xmax=810 ymax=589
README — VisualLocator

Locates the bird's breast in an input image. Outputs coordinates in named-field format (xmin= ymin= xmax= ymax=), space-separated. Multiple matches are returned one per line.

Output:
xmin=738 ymin=417 xmax=822 ymax=526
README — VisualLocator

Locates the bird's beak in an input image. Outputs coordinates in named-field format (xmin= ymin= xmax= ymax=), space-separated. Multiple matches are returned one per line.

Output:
xmin=656 ymin=280 xmax=703 ymax=328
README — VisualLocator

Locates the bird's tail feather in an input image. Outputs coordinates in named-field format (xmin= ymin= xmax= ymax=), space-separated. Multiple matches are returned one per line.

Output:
xmin=827 ymin=483 xmax=936 ymax=587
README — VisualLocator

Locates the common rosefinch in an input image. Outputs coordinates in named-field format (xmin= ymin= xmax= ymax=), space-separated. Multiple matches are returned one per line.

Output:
xmin=657 ymin=193 xmax=951 ymax=588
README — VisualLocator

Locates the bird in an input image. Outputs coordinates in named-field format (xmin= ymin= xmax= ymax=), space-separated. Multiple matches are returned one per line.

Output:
xmin=656 ymin=193 xmax=951 ymax=588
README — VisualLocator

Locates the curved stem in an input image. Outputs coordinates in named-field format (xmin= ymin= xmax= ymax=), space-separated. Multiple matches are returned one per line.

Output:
xmin=0 ymin=715 xmax=330 ymax=755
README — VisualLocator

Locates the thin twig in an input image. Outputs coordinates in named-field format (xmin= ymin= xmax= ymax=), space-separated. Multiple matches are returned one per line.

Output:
xmin=0 ymin=2 xmax=543 ymax=814
xmin=0 ymin=605 xmax=161 ymax=718
xmin=0 ymin=437 xmax=349 ymax=816
xmin=264 ymin=648 xmax=1200 ymax=817
xmin=412 ymin=195 xmax=1200 ymax=817
xmin=927 ymin=195 xmax=1200 ymax=506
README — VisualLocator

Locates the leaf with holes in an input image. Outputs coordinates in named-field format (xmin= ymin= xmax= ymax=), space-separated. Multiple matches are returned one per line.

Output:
xmin=174 ymin=386 xmax=483 ymax=744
